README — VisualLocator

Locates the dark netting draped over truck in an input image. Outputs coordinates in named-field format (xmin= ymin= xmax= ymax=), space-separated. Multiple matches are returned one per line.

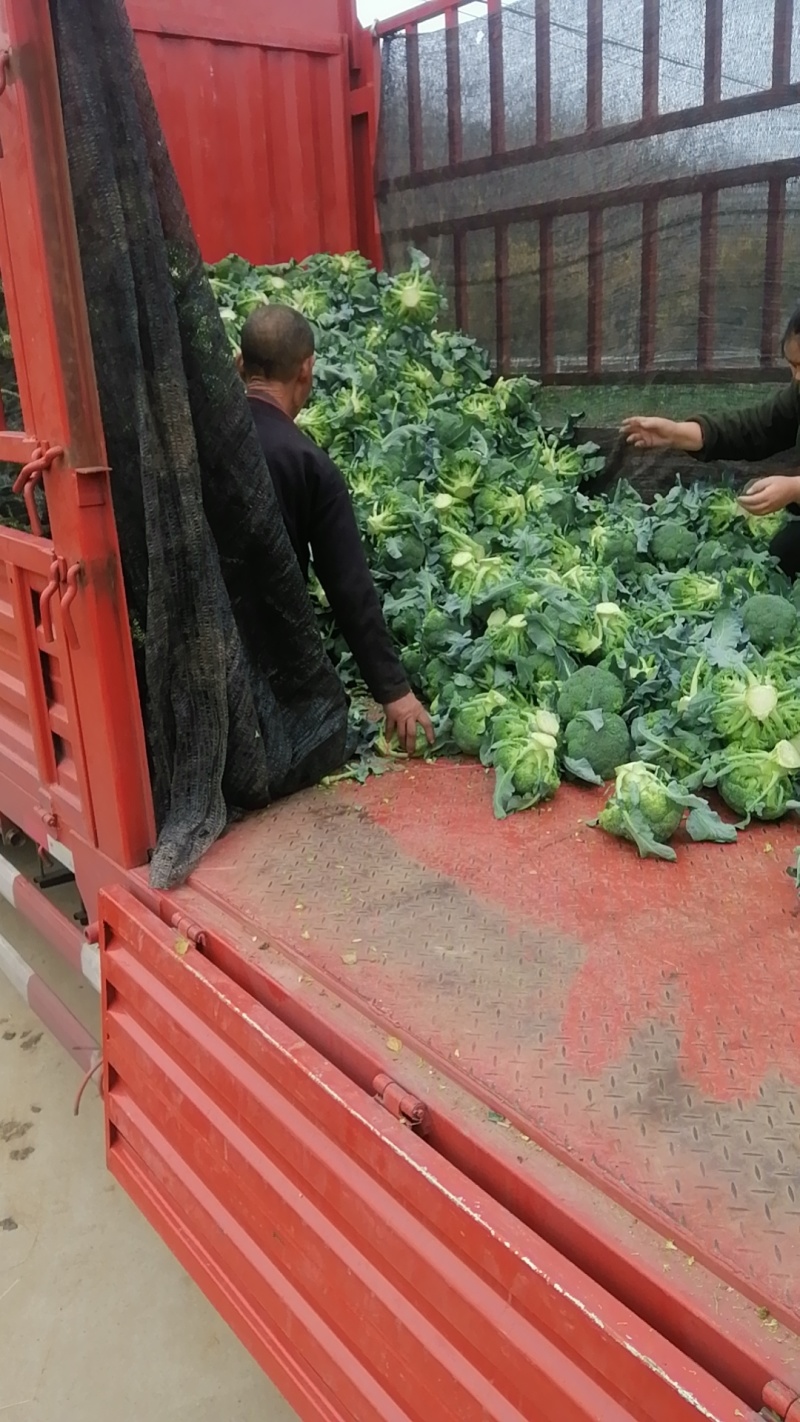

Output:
xmin=48 ymin=0 xmax=349 ymax=888
xmin=377 ymin=0 xmax=800 ymax=383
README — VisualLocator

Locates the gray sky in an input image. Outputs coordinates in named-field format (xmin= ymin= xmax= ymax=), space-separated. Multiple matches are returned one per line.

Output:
xmin=356 ymin=0 xmax=397 ymax=20
xmin=357 ymin=0 xmax=491 ymax=25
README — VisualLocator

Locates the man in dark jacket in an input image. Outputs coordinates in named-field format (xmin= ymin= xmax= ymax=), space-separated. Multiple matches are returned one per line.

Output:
xmin=240 ymin=303 xmax=433 ymax=753
xmin=621 ymin=310 xmax=800 ymax=578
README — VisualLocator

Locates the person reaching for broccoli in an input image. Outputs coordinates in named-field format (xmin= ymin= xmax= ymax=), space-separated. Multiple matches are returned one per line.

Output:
xmin=239 ymin=303 xmax=433 ymax=754
xmin=621 ymin=305 xmax=800 ymax=580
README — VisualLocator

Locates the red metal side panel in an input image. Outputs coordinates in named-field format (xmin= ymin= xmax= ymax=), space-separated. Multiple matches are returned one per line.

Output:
xmin=128 ymin=0 xmax=362 ymax=265
xmin=100 ymin=884 xmax=764 ymax=1422
xmin=0 ymin=528 xmax=94 ymax=843
xmin=0 ymin=0 xmax=155 ymax=870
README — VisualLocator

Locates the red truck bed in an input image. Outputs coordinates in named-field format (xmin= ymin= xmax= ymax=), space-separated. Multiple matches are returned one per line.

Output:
xmin=89 ymin=759 xmax=800 ymax=1419
xmin=171 ymin=761 xmax=800 ymax=1329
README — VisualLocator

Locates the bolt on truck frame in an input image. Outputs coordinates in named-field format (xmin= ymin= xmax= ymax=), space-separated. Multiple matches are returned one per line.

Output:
xmin=0 ymin=0 xmax=799 ymax=1418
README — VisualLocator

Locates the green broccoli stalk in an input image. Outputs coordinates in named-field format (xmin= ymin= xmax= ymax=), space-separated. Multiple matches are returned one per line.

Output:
xmin=710 ymin=669 xmax=800 ymax=751
xmin=295 ymin=401 xmax=334 ymax=448
xmin=474 ymin=486 xmax=528 ymax=530
xmin=667 ymin=571 xmax=723 ymax=612
xmin=382 ymin=255 xmax=443 ymax=327
xmin=485 ymin=608 xmax=530 ymax=662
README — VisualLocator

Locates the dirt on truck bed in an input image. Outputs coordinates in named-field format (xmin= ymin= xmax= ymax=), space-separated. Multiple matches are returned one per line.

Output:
xmin=167 ymin=760 xmax=800 ymax=1333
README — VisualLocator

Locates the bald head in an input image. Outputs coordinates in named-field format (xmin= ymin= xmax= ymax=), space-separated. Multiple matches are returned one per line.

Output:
xmin=240 ymin=303 xmax=315 ymax=382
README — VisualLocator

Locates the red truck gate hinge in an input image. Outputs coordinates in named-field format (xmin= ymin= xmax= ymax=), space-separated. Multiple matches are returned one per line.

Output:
xmin=373 ymin=1073 xmax=426 ymax=1131
xmin=167 ymin=912 xmax=207 ymax=949
xmin=763 ymin=1380 xmax=800 ymax=1421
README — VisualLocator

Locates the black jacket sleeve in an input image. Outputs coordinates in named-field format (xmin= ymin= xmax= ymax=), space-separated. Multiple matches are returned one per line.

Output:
xmin=309 ymin=455 xmax=410 ymax=704
xmin=692 ymin=384 xmax=800 ymax=464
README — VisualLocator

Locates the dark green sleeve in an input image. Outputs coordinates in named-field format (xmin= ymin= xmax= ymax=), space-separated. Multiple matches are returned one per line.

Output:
xmin=692 ymin=384 xmax=800 ymax=463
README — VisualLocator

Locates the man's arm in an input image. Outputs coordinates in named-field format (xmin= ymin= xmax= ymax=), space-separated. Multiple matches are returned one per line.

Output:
xmin=691 ymin=384 xmax=800 ymax=464
xmin=621 ymin=385 xmax=800 ymax=464
xmin=309 ymin=454 xmax=432 ymax=750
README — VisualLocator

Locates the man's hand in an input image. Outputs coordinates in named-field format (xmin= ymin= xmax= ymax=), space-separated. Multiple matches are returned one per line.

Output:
xmin=620 ymin=416 xmax=704 ymax=452
xmin=383 ymin=692 xmax=434 ymax=756
xmin=738 ymin=474 xmax=800 ymax=516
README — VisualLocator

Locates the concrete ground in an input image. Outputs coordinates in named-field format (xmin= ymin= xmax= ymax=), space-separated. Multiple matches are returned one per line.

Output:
xmin=0 ymin=897 xmax=299 ymax=1422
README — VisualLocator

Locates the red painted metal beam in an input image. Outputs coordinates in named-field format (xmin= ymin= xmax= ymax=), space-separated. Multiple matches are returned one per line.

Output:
xmin=452 ymin=229 xmax=468 ymax=331
xmin=494 ymin=222 xmax=509 ymax=375
xmin=389 ymin=156 xmax=800 ymax=239
xmin=704 ymin=0 xmax=723 ymax=106
xmin=642 ymin=0 xmax=660 ymax=120
xmin=376 ymin=0 xmax=458 ymax=38
xmin=0 ymin=0 xmax=155 ymax=868
xmin=539 ymin=215 xmax=554 ymax=377
xmin=101 ymin=886 xmax=767 ymax=1422
xmin=0 ymin=925 xmax=99 ymax=1071
xmin=444 ymin=7 xmax=462 ymax=166
xmin=587 ymin=209 xmax=603 ymax=376
xmin=535 ymin=0 xmax=551 ymax=145
xmin=405 ymin=22 xmax=423 ymax=174
xmin=761 ymin=176 xmax=787 ymax=366
xmin=487 ymin=0 xmax=505 ymax=156
xmin=379 ymin=84 xmax=800 ymax=194
xmin=586 ymin=0 xmax=603 ymax=131
xmin=167 ymin=890 xmax=800 ymax=1409
xmin=697 ymin=188 xmax=718 ymax=371
xmin=773 ymin=0 xmax=794 ymax=87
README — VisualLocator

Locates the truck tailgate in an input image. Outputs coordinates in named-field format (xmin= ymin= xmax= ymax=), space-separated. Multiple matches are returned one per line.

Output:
xmin=101 ymin=760 xmax=800 ymax=1419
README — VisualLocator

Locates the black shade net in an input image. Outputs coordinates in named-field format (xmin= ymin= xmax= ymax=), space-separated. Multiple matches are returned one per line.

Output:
xmin=378 ymin=0 xmax=800 ymax=382
xmin=49 ymin=0 xmax=349 ymax=887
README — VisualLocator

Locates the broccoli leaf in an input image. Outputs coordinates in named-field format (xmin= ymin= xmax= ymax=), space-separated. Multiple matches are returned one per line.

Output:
xmin=563 ymin=756 xmax=604 ymax=786
xmin=619 ymin=805 xmax=679 ymax=861
xmin=580 ymin=708 xmax=606 ymax=732
xmin=685 ymin=804 xmax=738 ymax=844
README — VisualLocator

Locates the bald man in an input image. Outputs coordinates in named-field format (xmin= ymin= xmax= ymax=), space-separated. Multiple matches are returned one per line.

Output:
xmin=239 ymin=303 xmax=432 ymax=755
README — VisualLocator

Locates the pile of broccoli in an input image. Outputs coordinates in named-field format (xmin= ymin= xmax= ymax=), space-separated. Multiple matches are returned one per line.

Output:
xmin=209 ymin=248 xmax=800 ymax=861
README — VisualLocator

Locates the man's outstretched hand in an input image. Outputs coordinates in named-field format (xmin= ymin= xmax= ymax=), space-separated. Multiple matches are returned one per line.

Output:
xmin=620 ymin=416 xmax=704 ymax=452
xmin=383 ymin=691 xmax=434 ymax=756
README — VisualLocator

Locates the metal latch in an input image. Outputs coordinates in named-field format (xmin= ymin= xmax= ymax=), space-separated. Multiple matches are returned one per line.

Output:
xmin=13 ymin=443 xmax=64 ymax=537
xmin=40 ymin=555 xmax=82 ymax=647
xmin=763 ymin=1380 xmax=800 ymax=1421
xmin=373 ymin=1073 xmax=426 ymax=1131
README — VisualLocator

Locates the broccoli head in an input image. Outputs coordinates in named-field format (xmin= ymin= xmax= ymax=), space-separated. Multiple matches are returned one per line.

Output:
xmin=595 ymin=762 xmax=686 ymax=859
xmin=650 ymin=523 xmax=699 ymax=571
xmin=710 ymin=669 xmax=800 ymax=751
xmin=556 ymin=665 xmax=626 ymax=721
xmin=589 ymin=524 xmax=639 ymax=576
xmin=712 ymin=739 xmax=800 ymax=821
xmin=564 ymin=711 xmax=632 ymax=781
xmin=741 ymin=593 xmax=797 ymax=651
xmin=451 ymin=689 xmax=508 ymax=757
xmin=489 ymin=730 xmax=561 ymax=816
xmin=695 ymin=539 xmax=735 ymax=575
